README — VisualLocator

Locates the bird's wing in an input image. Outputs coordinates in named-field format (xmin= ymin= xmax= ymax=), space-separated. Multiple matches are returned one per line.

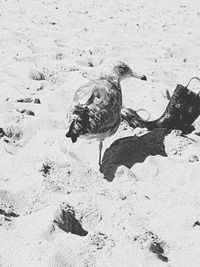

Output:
xmin=72 ymin=79 xmax=115 ymax=108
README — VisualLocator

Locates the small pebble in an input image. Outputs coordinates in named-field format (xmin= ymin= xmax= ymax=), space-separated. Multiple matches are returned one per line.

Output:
xmin=171 ymin=148 xmax=178 ymax=155
xmin=188 ymin=154 xmax=199 ymax=162
xmin=29 ymin=69 xmax=45 ymax=81
xmin=19 ymin=109 xmax=35 ymax=116
xmin=16 ymin=98 xmax=41 ymax=104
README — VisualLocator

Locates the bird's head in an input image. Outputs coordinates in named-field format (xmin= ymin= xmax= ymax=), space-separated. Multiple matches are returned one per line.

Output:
xmin=113 ymin=61 xmax=147 ymax=82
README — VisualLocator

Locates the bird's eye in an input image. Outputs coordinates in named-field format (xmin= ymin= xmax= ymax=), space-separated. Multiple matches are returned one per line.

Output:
xmin=122 ymin=66 xmax=129 ymax=72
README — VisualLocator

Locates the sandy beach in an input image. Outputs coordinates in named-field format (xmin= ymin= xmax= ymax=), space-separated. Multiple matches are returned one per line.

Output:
xmin=0 ymin=0 xmax=200 ymax=266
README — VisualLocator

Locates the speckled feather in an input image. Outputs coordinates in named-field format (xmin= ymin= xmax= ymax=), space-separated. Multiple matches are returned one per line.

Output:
xmin=66 ymin=78 xmax=122 ymax=142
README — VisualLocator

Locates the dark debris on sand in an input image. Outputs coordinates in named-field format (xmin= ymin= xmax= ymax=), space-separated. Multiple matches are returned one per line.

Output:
xmin=149 ymin=241 xmax=169 ymax=262
xmin=53 ymin=204 xmax=88 ymax=236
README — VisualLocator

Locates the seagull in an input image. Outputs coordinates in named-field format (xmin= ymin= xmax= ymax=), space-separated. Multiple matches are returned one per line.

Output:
xmin=65 ymin=61 xmax=147 ymax=166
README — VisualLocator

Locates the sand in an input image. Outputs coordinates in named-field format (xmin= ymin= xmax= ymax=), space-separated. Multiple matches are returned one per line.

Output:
xmin=1 ymin=0 xmax=200 ymax=266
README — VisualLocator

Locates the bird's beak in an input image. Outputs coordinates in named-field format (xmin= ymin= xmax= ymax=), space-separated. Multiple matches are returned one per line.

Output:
xmin=131 ymin=71 xmax=147 ymax=81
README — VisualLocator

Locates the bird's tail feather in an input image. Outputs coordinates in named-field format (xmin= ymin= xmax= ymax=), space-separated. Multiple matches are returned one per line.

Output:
xmin=65 ymin=105 xmax=89 ymax=143
xmin=65 ymin=121 xmax=79 ymax=143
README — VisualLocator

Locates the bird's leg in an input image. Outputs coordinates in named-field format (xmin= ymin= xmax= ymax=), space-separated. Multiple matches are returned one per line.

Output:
xmin=67 ymin=142 xmax=73 ymax=156
xmin=67 ymin=142 xmax=82 ymax=163
xmin=98 ymin=141 xmax=103 ymax=166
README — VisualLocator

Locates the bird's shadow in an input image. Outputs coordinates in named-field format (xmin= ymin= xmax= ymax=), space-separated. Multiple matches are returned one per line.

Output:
xmin=100 ymin=128 xmax=169 ymax=182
